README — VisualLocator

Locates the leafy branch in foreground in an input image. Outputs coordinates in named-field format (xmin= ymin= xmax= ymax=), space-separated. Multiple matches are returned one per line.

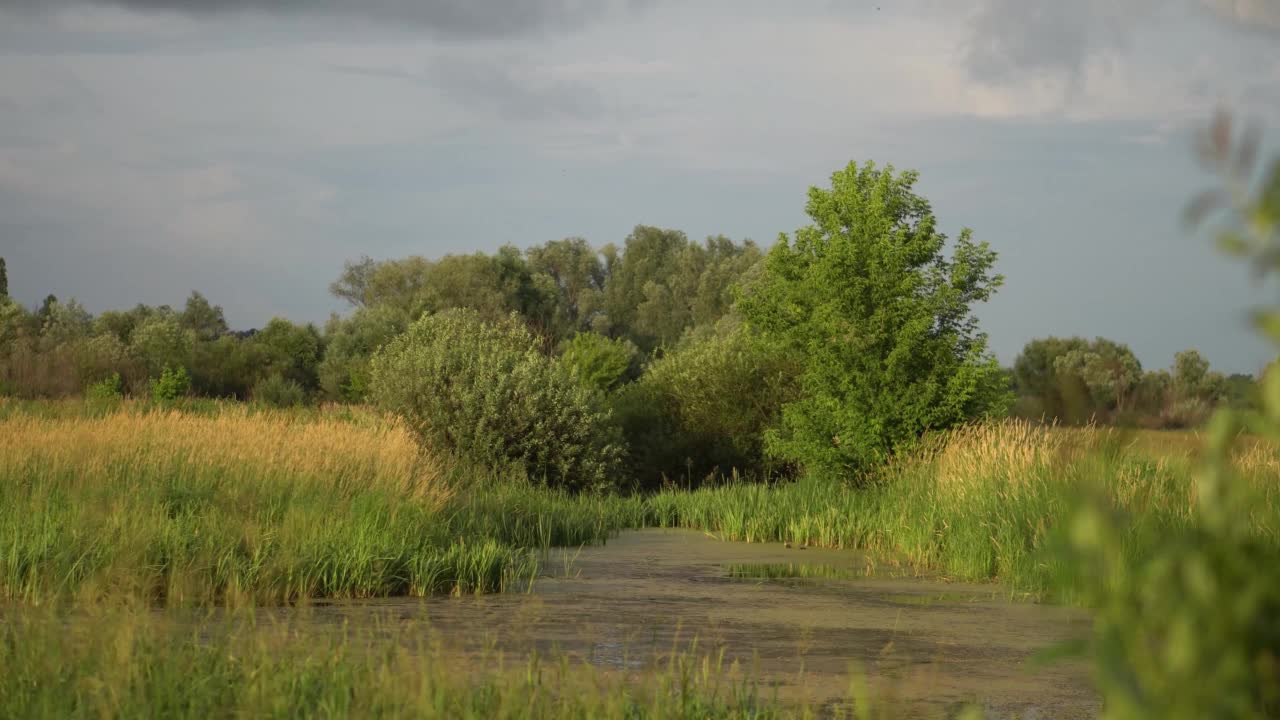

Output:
xmin=1065 ymin=110 xmax=1280 ymax=720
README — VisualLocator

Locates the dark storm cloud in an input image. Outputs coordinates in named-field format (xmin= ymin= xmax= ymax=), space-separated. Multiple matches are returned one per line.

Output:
xmin=0 ymin=0 xmax=655 ymax=37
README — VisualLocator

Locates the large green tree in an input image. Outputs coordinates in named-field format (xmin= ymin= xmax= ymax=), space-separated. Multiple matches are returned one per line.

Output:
xmin=180 ymin=291 xmax=229 ymax=342
xmin=526 ymin=237 xmax=608 ymax=337
xmin=739 ymin=160 xmax=1009 ymax=475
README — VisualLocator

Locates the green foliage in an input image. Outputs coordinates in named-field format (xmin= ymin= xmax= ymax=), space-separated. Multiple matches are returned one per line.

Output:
xmin=599 ymin=227 xmax=760 ymax=351
xmin=188 ymin=335 xmax=266 ymax=399
xmin=130 ymin=315 xmax=195 ymax=377
xmin=84 ymin=372 xmax=123 ymax=403
xmin=318 ymin=304 xmax=410 ymax=402
xmin=3 ymin=607 xmax=801 ymax=720
xmin=151 ymin=364 xmax=191 ymax=403
xmin=251 ymin=373 xmax=307 ymax=407
xmin=614 ymin=320 xmax=800 ymax=488
xmin=37 ymin=297 xmax=92 ymax=347
xmin=526 ymin=237 xmax=609 ymax=336
xmin=178 ymin=291 xmax=228 ymax=342
xmin=1059 ymin=111 xmax=1280 ymax=719
xmin=0 ymin=256 xmax=7 ymax=301
xmin=559 ymin=331 xmax=639 ymax=393
xmin=1053 ymin=338 xmax=1143 ymax=417
xmin=738 ymin=160 xmax=1010 ymax=476
xmin=369 ymin=308 xmax=624 ymax=491
xmin=252 ymin=318 xmax=322 ymax=391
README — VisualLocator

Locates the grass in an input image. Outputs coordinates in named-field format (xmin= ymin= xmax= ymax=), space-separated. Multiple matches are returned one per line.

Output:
xmin=4 ymin=399 xmax=1276 ymax=717
xmin=723 ymin=563 xmax=864 ymax=581
xmin=0 ymin=401 xmax=641 ymax=605
xmin=0 ymin=606 xmax=847 ymax=720
xmin=5 ymin=401 xmax=1276 ymax=606
xmin=649 ymin=421 xmax=1280 ymax=600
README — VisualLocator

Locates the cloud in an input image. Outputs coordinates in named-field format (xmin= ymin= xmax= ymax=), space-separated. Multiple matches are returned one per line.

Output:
xmin=1201 ymin=0 xmax=1280 ymax=31
xmin=0 ymin=0 xmax=655 ymax=37
xmin=953 ymin=0 xmax=1165 ymax=84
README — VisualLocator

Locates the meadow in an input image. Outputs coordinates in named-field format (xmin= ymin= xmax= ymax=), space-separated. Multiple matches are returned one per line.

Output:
xmin=7 ymin=399 xmax=1274 ymax=608
xmin=3 ymin=397 xmax=1277 ymax=717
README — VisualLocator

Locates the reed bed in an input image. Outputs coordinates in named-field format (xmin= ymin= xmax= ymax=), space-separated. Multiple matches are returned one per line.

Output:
xmin=650 ymin=419 xmax=1280 ymax=599
xmin=0 ymin=405 xmax=633 ymax=605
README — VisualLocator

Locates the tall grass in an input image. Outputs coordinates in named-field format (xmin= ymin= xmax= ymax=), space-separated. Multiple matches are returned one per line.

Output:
xmin=650 ymin=420 xmax=1280 ymax=599
xmin=7 ymin=401 xmax=1276 ymax=607
xmin=0 ymin=404 xmax=635 ymax=605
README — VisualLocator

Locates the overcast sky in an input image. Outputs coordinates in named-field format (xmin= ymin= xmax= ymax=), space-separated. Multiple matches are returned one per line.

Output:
xmin=1 ymin=0 xmax=1278 ymax=373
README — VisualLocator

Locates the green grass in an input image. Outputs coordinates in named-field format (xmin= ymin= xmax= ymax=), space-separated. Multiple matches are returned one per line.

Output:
xmin=723 ymin=563 xmax=864 ymax=580
xmin=649 ymin=422 xmax=1280 ymax=601
xmin=0 ymin=407 xmax=642 ymax=606
xmin=0 ymin=606 xmax=847 ymax=720
xmin=6 ymin=404 xmax=1277 ymax=606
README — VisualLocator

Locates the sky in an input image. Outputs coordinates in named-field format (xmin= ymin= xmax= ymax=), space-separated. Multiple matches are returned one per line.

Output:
xmin=0 ymin=0 xmax=1278 ymax=373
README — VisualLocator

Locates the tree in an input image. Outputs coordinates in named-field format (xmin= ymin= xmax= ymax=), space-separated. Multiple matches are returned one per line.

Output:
xmin=559 ymin=332 xmax=640 ymax=393
xmin=1053 ymin=338 xmax=1144 ymax=418
xmin=738 ymin=160 xmax=1009 ymax=476
xmin=601 ymin=225 xmax=688 ymax=347
xmin=612 ymin=318 xmax=801 ymax=488
xmin=36 ymin=294 xmax=58 ymax=329
xmin=1012 ymin=336 xmax=1092 ymax=419
xmin=632 ymin=235 xmax=762 ymax=349
xmin=180 ymin=291 xmax=229 ymax=342
xmin=0 ymin=257 xmax=8 ymax=301
xmin=129 ymin=315 xmax=195 ymax=377
xmin=329 ymin=255 xmax=377 ymax=307
xmin=252 ymin=318 xmax=322 ymax=391
xmin=318 ymin=304 xmax=410 ymax=401
xmin=37 ymin=298 xmax=93 ymax=348
xmin=526 ymin=237 xmax=608 ymax=337
xmin=1172 ymin=349 xmax=1226 ymax=403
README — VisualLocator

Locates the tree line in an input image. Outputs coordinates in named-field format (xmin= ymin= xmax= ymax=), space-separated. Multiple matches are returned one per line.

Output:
xmin=0 ymin=160 xmax=1264 ymax=485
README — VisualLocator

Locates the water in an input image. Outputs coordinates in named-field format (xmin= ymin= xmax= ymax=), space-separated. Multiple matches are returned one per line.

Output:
xmin=289 ymin=529 xmax=1098 ymax=718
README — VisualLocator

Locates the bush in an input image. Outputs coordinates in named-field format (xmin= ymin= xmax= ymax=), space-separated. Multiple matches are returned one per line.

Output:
xmin=369 ymin=309 xmax=623 ymax=491
xmin=85 ymin=373 xmax=124 ymax=403
xmin=150 ymin=365 xmax=191 ymax=403
xmin=614 ymin=320 xmax=800 ymax=489
xmin=251 ymin=373 xmax=307 ymax=408
xmin=559 ymin=332 xmax=640 ymax=393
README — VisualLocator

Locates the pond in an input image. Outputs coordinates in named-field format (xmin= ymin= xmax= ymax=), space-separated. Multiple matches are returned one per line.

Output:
xmin=282 ymin=529 xmax=1098 ymax=718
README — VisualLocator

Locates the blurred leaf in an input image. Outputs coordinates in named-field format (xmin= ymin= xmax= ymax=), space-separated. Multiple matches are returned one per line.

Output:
xmin=1185 ymin=189 xmax=1227 ymax=228
xmin=1252 ymin=309 xmax=1280 ymax=345
xmin=1212 ymin=109 xmax=1232 ymax=162
xmin=1236 ymin=123 xmax=1262 ymax=177
xmin=1216 ymin=231 xmax=1251 ymax=256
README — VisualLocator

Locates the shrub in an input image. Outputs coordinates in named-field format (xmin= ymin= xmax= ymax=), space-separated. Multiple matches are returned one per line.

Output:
xmin=251 ymin=373 xmax=307 ymax=408
xmin=150 ymin=365 xmax=191 ymax=403
xmin=613 ymin=320 xmax=800 ymax=489
xmin=559 ymin=332 xmax=640 ymax=393
xmin=369 ymin=309 xmax=623 ymax=491
xmin=85 ymin=373 xmax=124 ymax=402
